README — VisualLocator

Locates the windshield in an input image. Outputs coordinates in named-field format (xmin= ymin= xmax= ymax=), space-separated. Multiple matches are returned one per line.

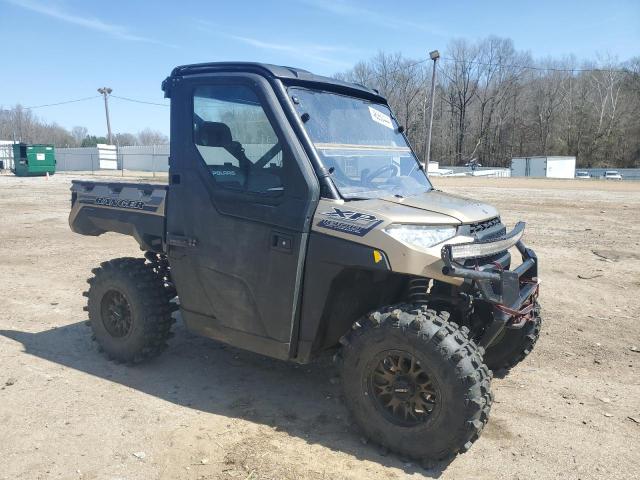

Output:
xmin=288 ymin=87 xmax=432 ymax=200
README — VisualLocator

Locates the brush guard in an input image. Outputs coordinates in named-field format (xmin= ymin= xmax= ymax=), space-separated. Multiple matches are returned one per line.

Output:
xmin=441 ymin=222 xmax=539 ymax=349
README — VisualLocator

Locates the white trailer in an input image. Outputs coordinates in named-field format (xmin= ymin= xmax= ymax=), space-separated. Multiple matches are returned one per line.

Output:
xmin=511 ymin=156 xmax=576 ymax=179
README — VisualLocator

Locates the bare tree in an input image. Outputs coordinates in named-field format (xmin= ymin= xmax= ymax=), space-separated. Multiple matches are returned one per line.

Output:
xmin=71 ymin=126 xmax=88 ymax=147
xmin=114 ymin=132 xmax=137 ymax=146
xmin=439 ymin=39 xmax=482 ymax=164
xmin=471 ymin=37 xmax=529 ymax=166
xmin=136 ymin=128 xmax=168 ymax=146
xmin=527 ymin=65 xmax=569 ymax=154
xmin=0 ymin=105 xmax=74 ymax=146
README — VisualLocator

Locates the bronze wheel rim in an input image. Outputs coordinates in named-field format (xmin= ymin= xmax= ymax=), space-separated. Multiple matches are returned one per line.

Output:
xmin=101 ymin=290 xmax=133 ymax=338
xmin=368 ymin=350 xmax=439 ymax=427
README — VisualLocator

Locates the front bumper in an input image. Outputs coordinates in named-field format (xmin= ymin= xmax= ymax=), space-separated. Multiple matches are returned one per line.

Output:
xmin=441 ymin=222 xmax=539 ymax=348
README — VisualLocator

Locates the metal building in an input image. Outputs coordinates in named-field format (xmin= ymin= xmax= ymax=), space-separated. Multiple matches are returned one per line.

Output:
xmin=511 ymin=156 xmax=576 ymax=179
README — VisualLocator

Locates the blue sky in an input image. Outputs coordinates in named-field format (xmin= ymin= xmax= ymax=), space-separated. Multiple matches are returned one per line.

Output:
xmin=1 ymin=0 xmax=638 ymax=137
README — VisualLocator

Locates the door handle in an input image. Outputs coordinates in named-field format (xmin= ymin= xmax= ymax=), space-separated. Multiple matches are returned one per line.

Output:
xmin=271 ymin=232 xmax=293 ymax=253
xmin=167 ymin=234 xmax=198 ymax=247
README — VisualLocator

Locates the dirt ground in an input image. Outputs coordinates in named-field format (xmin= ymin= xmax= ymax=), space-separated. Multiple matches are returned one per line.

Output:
xmin=1 ymin=173 xmax=639 ymax=480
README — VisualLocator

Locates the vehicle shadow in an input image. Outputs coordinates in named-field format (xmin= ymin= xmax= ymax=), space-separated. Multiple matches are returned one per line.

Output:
xmin=1 ymin=318 xmax=453 ymax=477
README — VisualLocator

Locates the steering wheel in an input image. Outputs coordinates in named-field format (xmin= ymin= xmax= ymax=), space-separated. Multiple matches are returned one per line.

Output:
xmin=363 ymin=164 xmax=399 ymax=185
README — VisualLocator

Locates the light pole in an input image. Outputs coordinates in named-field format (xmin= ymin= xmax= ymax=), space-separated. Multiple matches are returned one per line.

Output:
xmin=97 ymin=87 xmax=113 ymax=144
xmin=422 ymin=50 xmax=440 ymax=169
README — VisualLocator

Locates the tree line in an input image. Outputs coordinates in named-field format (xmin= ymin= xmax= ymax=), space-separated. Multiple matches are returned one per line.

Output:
xmin=2 ymin=36 xmax=638 ymax=168
xmin=0 ymin=105 xmax=168 ymax=147
xmin=337 ymin=36 xmax=640 ymax=168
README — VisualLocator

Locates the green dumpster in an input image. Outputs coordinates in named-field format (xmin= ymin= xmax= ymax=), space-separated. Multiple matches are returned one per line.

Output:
xmin=12 ymin=143 xmax=56 ymax=177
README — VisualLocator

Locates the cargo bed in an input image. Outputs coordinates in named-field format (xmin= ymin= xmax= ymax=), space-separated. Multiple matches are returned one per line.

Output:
xmin=69 ymin=180 xmax=168 ymax=252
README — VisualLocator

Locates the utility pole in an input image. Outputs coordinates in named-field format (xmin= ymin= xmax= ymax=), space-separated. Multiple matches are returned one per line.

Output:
xmin=422 ymin=50 xmax=440 ymax=170
xmin=97 ymin=87 xmax=113 ymax=144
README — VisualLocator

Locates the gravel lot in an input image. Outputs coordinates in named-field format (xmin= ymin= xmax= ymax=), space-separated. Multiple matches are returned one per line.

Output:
xmin=1 ymin=173 xmax=639 ymax=480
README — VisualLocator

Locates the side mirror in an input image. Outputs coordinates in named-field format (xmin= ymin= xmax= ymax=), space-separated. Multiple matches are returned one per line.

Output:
xmin=397 ymin=125 xmax=405 ymax=134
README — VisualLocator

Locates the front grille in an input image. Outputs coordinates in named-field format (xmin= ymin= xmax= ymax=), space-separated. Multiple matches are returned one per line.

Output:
xmin=469 ymin=217 xmax=506 ymax=240
xmin=459 ymin=217 xmax=511 ymax=269
xmin=469 ymin=217 xmax=500 ymax=235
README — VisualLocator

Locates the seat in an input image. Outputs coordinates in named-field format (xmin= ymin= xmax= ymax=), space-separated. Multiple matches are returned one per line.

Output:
xmin=197 ymin=122 xmax=232 ymax=147
xmin=196 ymin=121 xmax=282 ymax=194
xmin=197 ymin=122 xmax=251 ymax=168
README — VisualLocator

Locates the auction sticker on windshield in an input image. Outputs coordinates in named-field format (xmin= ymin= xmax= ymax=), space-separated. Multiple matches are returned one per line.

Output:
xmin=369 ymin=106 xmax=393 ymax=129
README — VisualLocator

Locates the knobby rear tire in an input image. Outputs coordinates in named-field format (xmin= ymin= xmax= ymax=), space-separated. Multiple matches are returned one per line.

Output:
xmin=84 ymin=257 xmax=176 ymax=364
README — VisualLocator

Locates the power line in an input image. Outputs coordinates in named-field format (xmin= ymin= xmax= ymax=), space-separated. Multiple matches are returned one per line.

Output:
xmin=439 ymin=57 xmax=629 ymax=73
xmin=111 ymin=95 xmax=169 ymax=107
xmin=24 ymin=95 xmax=101 ymax=109
xmin=2 ymin=93 xmax=169 ymax=117
xmin=358 ymin=58 xmax=429 ymax=84
xmin=4 ymin=58 xmax=631 ymax=113
xmin=356 ymin=57 xmax=630 ymax=85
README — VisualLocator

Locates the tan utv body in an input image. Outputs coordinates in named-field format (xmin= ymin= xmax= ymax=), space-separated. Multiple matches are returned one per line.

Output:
xmin=312 ymin=193 xmax=500 ymax=283
xmin=69 ymin=62 xmax=541 ymax=462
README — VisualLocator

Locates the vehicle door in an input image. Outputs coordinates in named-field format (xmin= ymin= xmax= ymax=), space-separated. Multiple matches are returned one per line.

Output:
xmin=166 ymin=73 xmax=318 ymax=359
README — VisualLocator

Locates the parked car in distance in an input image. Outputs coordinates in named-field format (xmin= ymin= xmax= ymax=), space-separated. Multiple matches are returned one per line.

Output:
xmin=603 ymin=170 xmax=623 ymax=180
xmin=575 ymin=171 xmax=590 ymax=179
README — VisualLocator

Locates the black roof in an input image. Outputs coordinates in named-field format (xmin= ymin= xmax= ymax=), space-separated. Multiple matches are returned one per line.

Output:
xmin=167 ymin=62 xmax=384 ymax=101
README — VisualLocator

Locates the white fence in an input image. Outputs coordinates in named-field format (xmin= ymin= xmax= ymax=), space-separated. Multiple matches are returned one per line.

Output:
xmin=117 ymin=145 xmax=170 ymax=172
xmin=56 ymin=145 xmax=169 ymax=173
xmin=9 ymin=145 xmax=513 ymax=180
xmin=56 ymin=147 xmax=99 ymax=171
xmin=56 ymin=144 xmax=279 ymax=175
xmin=440 ymin=165 xmax=511 ymax=177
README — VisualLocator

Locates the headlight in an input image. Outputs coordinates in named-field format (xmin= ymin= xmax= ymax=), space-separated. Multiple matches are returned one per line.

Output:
xmin=384 ymin=224 xmax=457 ymax=251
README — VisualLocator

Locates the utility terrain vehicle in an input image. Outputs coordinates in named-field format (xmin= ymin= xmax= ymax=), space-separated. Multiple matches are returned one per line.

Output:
xmin=69 ymin=62 xmax=541 ymax=461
